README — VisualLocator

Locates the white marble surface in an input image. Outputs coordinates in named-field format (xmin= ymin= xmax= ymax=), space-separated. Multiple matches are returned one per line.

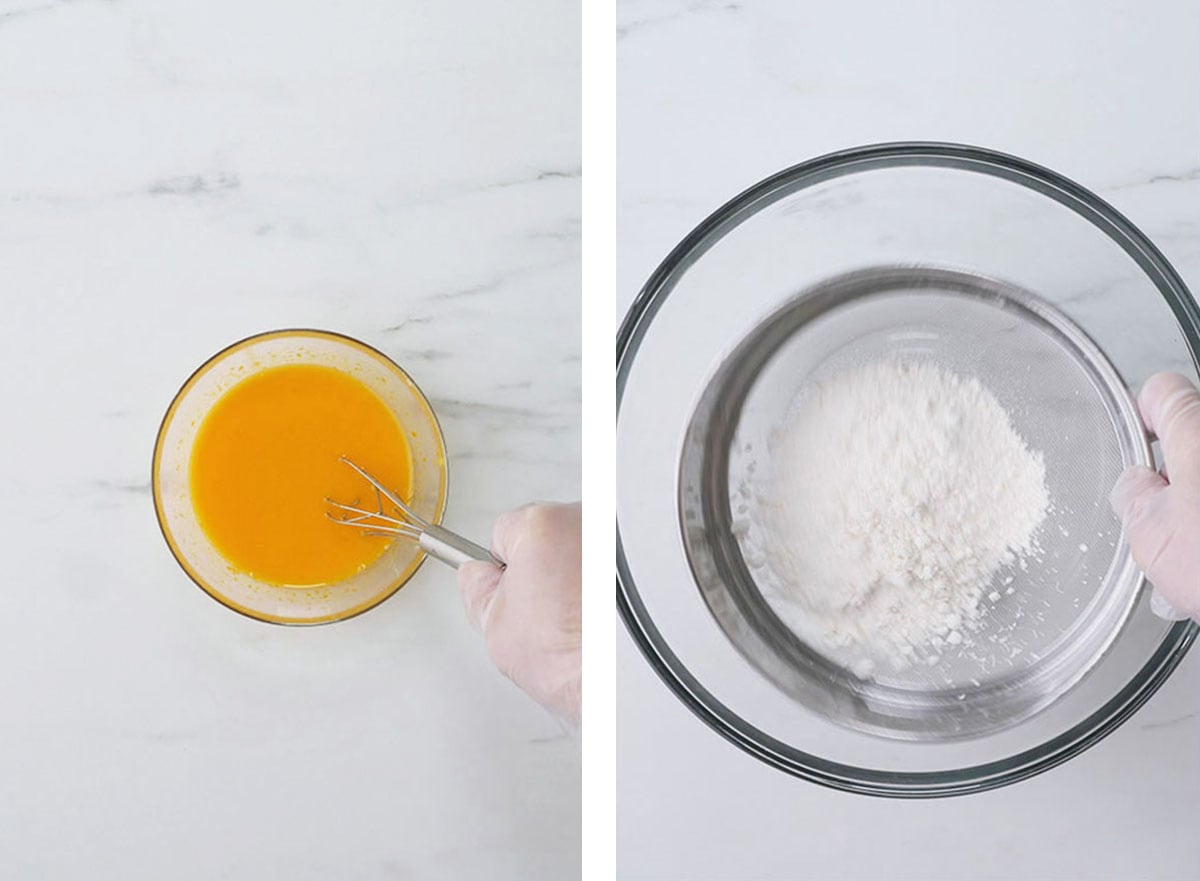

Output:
xmin=618 ymin=0 xmax=1200 ymax=878
xmin=0 ymin=1 xmax=579 ymax=878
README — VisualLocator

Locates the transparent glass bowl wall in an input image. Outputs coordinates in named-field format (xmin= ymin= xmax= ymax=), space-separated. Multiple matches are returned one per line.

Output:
xmin=616 ymin=143 xmax=1200 ymax=796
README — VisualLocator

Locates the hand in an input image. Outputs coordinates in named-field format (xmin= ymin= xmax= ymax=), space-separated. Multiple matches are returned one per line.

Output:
xmin=457 ymin=502 xmax=582 ymax=726
xmin=1111 ymin=372 xmax=1200 ymax=620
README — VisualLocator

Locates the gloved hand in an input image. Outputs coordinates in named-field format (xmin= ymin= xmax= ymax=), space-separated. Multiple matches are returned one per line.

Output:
xmin=457 ymin=502 xmax=582 ymax=726
xmin=1111 ymin=372 xmax=1200 ymax=621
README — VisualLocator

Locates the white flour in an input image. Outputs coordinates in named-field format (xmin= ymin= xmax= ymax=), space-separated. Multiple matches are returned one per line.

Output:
xmin=750 ymin=360 xmax=1049 ymax=678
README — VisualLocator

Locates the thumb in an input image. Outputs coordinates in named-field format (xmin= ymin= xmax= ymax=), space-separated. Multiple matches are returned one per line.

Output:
xmin=1110 ymin=465 xmax=1186 ymax=621
xmin=1138 ymin=373 xmax=1200 ymax=490
xmin=1110 ymin=465 xmax=1167 ymax=523
xmin=457 ymin=560 xmax=504 ymax=633
xmin=1150 ymin=590 xmax=1192 ymax=622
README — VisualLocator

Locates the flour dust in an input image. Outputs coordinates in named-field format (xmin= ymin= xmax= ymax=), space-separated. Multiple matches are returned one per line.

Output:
xmin=740 ymin=359 xmax=1050 ymax=679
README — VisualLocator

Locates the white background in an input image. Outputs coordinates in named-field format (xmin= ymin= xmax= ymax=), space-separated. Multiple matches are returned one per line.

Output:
xmin=0 ymin=1 xmax=580 ymax=878
xmin=617 ymin=0 xmax=1200 ymax=878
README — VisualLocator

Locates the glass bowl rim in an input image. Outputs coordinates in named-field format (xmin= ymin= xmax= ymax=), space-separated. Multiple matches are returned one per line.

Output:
xmin=616 ymin=140 xmax=1200 ymax=797
xmin=152 ymin=328 xmax=449 ymax=627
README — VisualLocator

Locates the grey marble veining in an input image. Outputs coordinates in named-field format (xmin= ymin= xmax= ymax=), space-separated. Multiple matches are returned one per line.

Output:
xmin=0 ymin=0 xmax=580 ymax=878
xmin=617 ymin=0 xmax=1200 ymax=878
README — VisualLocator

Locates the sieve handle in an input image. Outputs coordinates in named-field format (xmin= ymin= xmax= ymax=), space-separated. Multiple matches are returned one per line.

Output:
xmin=419 ymin=524 xmax=504 ymax=570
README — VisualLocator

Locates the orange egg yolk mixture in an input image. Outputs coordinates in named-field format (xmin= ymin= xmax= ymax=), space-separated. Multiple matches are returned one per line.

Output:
xmin=189 ymin=364 xmax=414 ymax=587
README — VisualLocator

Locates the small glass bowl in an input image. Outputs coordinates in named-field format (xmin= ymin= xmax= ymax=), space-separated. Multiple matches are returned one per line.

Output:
xmin=153 ymin=329 xmax=447 ymax=625
xmin=617 ymin=142 xmax=1200 ymax=796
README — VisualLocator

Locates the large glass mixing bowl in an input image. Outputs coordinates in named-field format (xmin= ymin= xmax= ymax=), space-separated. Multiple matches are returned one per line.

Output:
xmin=616 ymin=142 xmax=1200 ymax=796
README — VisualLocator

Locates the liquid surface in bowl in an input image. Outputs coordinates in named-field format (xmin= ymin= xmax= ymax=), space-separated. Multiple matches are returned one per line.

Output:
xmin=189 ymin=363 xmax=413 ymax=587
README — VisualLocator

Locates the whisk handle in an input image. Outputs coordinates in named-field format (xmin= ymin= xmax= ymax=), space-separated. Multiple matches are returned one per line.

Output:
xmin=420 ymin=524 xmax=503 ymax=570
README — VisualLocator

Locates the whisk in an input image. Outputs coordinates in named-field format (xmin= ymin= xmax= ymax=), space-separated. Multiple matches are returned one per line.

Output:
xmin=326 ymin=457 xmax=501 ymax=569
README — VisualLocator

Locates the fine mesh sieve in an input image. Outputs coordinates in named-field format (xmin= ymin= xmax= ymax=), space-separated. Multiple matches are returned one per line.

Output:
xmin=679 ymin=266 xmax=1151 ymax=741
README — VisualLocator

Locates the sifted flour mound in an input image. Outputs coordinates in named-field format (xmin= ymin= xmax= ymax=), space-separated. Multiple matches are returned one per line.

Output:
xmin=753 ymin=359 xmax=1049 ymax=678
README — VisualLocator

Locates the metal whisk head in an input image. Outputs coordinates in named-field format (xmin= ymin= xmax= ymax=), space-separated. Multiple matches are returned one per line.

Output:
xmin=326 ymin=457 xmax=498 ymax=570
xmin=325 ymin=457 xmax=429 ymax=539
